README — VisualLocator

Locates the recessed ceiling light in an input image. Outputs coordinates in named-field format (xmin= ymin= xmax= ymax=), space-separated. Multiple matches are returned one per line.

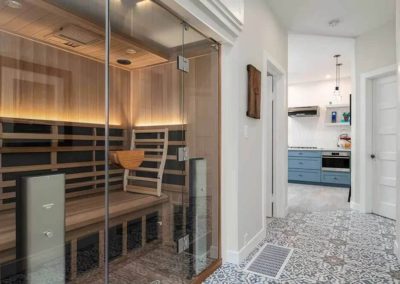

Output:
xmin=328 ymin=18 xmax=340 ymax=28
xmin=126 ymin=48 xmax=137 ymax=55
xmin=5 ymin=0 xmax=22 ymax=9
xmin=117 ymin=59 xmax=131 ymax=65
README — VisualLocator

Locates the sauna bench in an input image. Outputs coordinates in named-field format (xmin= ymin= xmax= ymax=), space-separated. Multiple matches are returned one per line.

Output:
xmin=0 ymin=191 xmax=169 ymax=253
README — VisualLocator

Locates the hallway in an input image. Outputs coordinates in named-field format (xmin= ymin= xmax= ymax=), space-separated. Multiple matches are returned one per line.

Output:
xmin=205 ymin=210 xmax=400 ymax=283
xmin=288 ymin=184 xmax=350 ymax=213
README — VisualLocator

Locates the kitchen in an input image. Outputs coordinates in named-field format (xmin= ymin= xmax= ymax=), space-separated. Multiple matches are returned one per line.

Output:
xmin=287 ymin=34 xmax=353 ymax=213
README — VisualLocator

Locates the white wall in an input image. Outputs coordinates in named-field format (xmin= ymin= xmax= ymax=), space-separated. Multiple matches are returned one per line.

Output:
xmin=221 ymin=0 xmax=287 ymax=264
xmin=395 ymin=0 xmax=400 ymax=260
xmin=160 ymin=0 xmax=287 ymax=266
xmin=288 ymin=78 xmax=352 ymax=148
xmin=353 ymin=20 xmax=396 ymax=208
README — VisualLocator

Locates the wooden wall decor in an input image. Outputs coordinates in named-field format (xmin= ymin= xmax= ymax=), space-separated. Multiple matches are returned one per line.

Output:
xmin=246 ymin=64 xmax=261 ymax=119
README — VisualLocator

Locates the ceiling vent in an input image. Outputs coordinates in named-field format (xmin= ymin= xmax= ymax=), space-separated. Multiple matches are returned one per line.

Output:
xmin=47 ymin=24 xmax=102 ymax=48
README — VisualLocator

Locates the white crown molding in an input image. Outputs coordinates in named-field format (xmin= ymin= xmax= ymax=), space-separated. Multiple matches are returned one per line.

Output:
xmin=159 ymin=0 xmax=244 ymax=45
xmin=199 ymin=0 xmax=244 ymax=35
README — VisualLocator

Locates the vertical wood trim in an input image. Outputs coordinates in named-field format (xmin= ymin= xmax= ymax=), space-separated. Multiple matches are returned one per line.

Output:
xmin=122 ymin=221 xmax=128 ymax=255
xmin=141 ymin=215 xmax=146 ymax=247
xmin=0 ymin=122 xmax=3 ymax=206
xmin=70 ymin=239 xmax=78 ymax=280
xmin=51 ymin=125 xmax=57 ymax=171
xmin=93 ymin=127 xmax=97 ymax=192
xmin=99 ymin=230 xmax=105 ymax=269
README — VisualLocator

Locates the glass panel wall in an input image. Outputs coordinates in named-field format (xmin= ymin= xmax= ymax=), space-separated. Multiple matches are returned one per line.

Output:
xmin=108 ymin=0 xmax=188 ymax=282
xmin=0 ymin=0 xmax=107 ymax=283
xmin=0 ymin=0 xmax=219 ymax=283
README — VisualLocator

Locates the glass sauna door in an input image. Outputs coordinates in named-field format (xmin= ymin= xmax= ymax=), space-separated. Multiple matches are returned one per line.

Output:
xmin=107 ymin=0 xmax=220 ymax=283
xmin=182 ymin=23 xmax=220 ymax=280
xmin=108 ymin=0 xmax=192 ymax=283
xmin=0 ymin=0 xmax=108 ymax=283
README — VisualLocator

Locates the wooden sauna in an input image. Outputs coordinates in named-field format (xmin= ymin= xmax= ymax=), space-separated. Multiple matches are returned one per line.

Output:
xmin=0 ymin=0 xmax=220 ymax=283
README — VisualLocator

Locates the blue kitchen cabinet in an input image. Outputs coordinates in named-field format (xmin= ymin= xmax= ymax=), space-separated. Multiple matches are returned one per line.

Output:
xmin=288 ymin=150 xmax=351 ymax=187
xmin=321 ymin=171 xmax=351 ymax=186
xmin=288 ymin=169 xmax=321 ymax=183
xmin=288 ymin=150 xmax=322 ymax=183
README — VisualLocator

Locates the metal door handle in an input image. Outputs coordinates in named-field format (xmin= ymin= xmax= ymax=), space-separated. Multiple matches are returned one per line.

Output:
xmin=370 ymin=154 xmax=376 ymax=159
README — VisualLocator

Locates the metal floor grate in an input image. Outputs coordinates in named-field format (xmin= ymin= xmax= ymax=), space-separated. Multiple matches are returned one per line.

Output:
xmin=244 ymin=244 xmax=293 ymax=279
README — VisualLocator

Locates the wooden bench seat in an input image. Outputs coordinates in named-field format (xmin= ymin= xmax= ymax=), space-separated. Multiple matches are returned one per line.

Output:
xmin=0 ymin=191 xmax=169 ymax=256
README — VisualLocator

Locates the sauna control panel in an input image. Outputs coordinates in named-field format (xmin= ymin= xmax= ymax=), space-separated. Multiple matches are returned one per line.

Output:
xmin=17 ymin=174 xmax=65 ymax=284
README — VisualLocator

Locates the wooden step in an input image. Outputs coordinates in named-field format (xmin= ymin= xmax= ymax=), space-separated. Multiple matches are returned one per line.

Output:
xmin=134 ymin=129 xmax=168 ymax=134
xmin=125 ymin=185 xmax=159 ymax=196
xmin=135 ymin=148 xmax=164 ymax=153
xmin=146 ymin=155 xmax=176 ymax=161
xmin=135 ymin=139 xmax=165 ymax=144
xmin=164 ymin=169 xmax=186 ymax=176
xmin=144 ymin=157 xmax=162 ymax=162
xmin=126 ymin=176 xmax=159 ymax=182
xmin=134 ymin=167 xmax=159 ymax=173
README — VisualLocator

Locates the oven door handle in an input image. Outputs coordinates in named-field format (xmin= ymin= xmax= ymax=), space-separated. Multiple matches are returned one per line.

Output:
xmin=322 ymin=156 xmax=350 ymax=159
xmin=321 ymin=167 xmax=351 ymax=172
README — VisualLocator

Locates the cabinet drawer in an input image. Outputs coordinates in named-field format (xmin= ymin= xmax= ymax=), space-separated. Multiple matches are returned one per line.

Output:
xmin=289 ymin=151 xmax=321 ymax=158
xmin=321 ymin=172 xmax=351 ymax=185
xmin=289 ymin=170 xmax=321 ymax=183
xmin=288 ymin=158 xmax=320 ymax=170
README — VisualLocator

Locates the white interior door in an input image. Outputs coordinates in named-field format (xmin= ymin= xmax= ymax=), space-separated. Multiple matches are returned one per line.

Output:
xmin=372 ymin=74 xmax=397 ymax=219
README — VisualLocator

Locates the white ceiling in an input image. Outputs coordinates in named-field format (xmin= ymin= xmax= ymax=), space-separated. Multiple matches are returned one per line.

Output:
xmin=267 ymin=0 xmax=395 ymax=37
xmin=288 ymin=34 xmax=354 ymax=84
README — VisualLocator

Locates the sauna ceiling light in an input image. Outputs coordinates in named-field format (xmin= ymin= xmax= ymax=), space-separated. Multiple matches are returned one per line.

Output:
xmin=126 ymin=48 xmax=137 ymax=55
xmin=117 ymin=59 xmax=132 ymax=65
xmin=5 ymin=0 xmax=22 ymax=8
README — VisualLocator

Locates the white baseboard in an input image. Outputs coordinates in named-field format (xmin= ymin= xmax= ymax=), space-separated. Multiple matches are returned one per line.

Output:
xmin=225 ymin=227 xmax=266 ymax=265
xmin=395 ymin=241 xmax=400 ymax=261
xmin=350 ymin=201 xmax=361 ymax=211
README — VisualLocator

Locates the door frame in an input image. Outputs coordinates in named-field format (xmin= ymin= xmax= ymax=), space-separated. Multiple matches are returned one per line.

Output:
xmin=356 ymin=64 xmax=397 ymax=213
xmin=262 ymin=52 xmax=288 ymax=219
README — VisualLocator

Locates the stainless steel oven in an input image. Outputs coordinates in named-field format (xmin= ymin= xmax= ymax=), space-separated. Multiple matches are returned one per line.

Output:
xmin=322 ymin=151 xmax=350 ymax=172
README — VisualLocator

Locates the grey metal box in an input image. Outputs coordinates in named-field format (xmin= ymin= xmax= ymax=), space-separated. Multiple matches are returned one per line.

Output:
xmin=16 ymin=173 xmax=66 ymax=284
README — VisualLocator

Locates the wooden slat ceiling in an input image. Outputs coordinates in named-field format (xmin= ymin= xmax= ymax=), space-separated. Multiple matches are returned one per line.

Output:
xmin=0 ymin=0 xmax=169 ymax=70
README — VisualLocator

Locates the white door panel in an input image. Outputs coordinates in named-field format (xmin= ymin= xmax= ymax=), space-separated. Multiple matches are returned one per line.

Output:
xmin=372 ymin=74 xmax=397 ymax=220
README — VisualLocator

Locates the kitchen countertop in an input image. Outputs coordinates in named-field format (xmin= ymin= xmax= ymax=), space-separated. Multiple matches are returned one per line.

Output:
xmin=288 ymin=147 xmax=351 ymax=152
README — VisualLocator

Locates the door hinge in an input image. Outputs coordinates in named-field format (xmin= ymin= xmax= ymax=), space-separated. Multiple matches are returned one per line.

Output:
xmin=177 ymin=55 xmax=189 ymax=73
xmin=178 ymin=147 xmax=189 ymax=161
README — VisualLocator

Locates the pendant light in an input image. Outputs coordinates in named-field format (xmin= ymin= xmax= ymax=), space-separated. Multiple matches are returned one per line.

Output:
xmin=333 ymin=54 xmax=343 ymax=103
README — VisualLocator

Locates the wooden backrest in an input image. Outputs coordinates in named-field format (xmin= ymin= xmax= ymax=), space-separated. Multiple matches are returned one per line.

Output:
xmin=0 ymin=118 xmax=128 ymax=211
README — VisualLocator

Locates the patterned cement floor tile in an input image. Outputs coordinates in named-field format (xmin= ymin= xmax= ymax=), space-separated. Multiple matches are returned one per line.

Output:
xmin=205 ymin=211 xmax=400 ymax=284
